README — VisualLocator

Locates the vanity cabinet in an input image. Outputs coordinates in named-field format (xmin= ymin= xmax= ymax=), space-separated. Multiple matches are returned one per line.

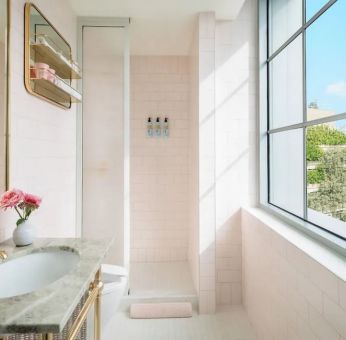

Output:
xmin=0 ymin=270 xmax=102 ymax=340
xmin=0 ymin=239 xmax=110 ymax=340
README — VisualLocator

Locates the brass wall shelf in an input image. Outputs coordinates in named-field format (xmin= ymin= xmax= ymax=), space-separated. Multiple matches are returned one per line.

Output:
xmin=31 ymin=43 xmax=81 ymax=80
xmin=24 ymin=3 xmax=82 ymax=109
xmin=31 ymin=78 xmax=82 ymax=104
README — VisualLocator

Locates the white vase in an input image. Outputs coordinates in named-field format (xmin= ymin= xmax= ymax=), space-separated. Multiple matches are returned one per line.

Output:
xmin=12 ymin=222 xmax=35 ymax=247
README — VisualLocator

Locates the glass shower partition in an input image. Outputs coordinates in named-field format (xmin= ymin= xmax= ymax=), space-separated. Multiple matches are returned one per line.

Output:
xmin=77 ymin=18 xmax=130 ymax=269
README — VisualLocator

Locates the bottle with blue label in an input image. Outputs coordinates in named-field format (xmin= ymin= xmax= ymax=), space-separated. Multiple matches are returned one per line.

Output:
xmin=163 ymin=117 xmax=169 ymax=137
xmin=155 ymin=117 xmax=161 ymax=137
xmin=147 ymin=117 xmax=153 ymax=137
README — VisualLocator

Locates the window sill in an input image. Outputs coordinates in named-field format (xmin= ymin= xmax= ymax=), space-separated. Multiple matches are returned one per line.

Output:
xmin=242 ymin=206 xmax=346 ymax=282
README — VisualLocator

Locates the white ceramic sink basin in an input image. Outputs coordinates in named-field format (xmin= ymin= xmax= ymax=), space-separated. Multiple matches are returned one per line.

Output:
xmin=0 ymin=249 xmax=80 ymax=299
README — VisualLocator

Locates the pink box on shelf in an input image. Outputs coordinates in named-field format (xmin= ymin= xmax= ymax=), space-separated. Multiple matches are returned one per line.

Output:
xmin=30 ymin=63 xmax=57 ymax=83
xmin=31 ymin=62 xmax=52 ymax=81
xmin=34 ymin=62 xmax=49 ymax=70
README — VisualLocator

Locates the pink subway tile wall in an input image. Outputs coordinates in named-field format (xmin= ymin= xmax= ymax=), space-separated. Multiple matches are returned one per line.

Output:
xmin=0 ymin=0 xmax=78 ymax=242
xmin=243 ymin=209 xmax=346 ymax=340
xmin=130 ymin=56 xmax=190 ymax=263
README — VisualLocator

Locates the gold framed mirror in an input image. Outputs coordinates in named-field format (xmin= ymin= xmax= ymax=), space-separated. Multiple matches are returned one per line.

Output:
xmin=0 ymin=0 xmax=9 ymax=191
xmin=24 ymin=3 xmax=82 ymax=110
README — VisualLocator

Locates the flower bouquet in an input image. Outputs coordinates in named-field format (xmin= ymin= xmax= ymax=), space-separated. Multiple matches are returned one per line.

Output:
xmin=0 ymin=188 xmax=42 ymax=246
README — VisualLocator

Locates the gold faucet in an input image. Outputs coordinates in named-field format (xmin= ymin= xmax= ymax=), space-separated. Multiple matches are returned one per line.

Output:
xmin=0 ymin=250 xmax=8 ymax=261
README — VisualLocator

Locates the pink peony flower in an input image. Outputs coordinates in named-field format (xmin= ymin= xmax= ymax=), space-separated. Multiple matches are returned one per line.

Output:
xmin=23 ymin=193 xmax=42 ymax=209
xmin=0 ymin=189 xmax=24 ymax=210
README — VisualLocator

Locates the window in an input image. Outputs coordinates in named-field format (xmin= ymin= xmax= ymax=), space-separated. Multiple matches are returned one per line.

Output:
xmin=261 ymin=0 xmax=346 ymax=241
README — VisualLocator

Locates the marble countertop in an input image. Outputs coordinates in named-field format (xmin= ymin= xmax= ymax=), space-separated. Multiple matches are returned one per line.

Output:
xmin=0 ymin=238 xmax=112 ymax=334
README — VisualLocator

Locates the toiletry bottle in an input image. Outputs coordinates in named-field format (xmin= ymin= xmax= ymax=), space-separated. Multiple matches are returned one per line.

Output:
xmin=155 ymin=117 xmax=161 ymax=137
xmin=147 ymin=117 xmax=153 ymax=137
xmin=163 ymin=117 xmax=169 ymax=137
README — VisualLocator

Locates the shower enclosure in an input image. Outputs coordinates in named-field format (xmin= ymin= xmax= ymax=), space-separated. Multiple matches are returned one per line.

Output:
xmin=77 ymin=18 xmax=130 ymax=269
xmin=78 ymin=17 xmax=197 ymax=312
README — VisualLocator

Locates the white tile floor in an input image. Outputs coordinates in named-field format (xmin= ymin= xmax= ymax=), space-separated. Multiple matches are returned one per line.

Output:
xmin=104 ymin=306 xmax=257 ymax=340
xmin=103 ymin=262 xmax=257 ymax=339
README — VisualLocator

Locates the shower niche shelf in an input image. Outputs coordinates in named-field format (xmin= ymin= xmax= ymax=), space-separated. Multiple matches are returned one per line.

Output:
xmin=24 ymin=3 xmax=82 ymax=109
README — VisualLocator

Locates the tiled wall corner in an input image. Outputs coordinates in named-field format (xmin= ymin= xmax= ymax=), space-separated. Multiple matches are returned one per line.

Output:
xmin=215 ymin=212 xmax=242 ymax=305
xmin=198 ymin=12 xmax=216 ymax=314
xmin=214 ymin=0 xmax=257 ymax=306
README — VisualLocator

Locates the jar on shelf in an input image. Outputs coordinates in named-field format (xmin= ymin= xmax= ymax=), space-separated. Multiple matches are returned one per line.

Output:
xmin=34 ymin=62 xmax=50 ymax=80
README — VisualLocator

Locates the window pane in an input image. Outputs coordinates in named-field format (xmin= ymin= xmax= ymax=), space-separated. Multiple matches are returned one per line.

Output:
xmin=306 ymin=0 xmax=330 ymax=21
xmin=270 ymin=129 xmax=304 ymax=217
xmin=307 ymin=121 xmax=346 ymax=238
xmin=306 ymin=1 xmax=346 ymax=121
xmin=269 ymin=0 xmax=302 ymax=53
xmin=270 ymin=36 xmax=303 ymax=129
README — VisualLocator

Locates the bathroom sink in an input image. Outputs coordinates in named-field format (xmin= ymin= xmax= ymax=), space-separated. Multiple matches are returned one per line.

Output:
xmin=0 ymin=248 xmax=80 ymax=299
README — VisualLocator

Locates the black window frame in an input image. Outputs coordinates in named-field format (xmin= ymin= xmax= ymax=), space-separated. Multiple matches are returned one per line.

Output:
xmin=259 ymin=0 xmax=346 ymax=253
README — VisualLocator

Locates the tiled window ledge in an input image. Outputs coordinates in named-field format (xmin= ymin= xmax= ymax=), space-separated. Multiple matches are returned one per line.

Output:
xmin=242 ymin=206 xmax=346 ymax=282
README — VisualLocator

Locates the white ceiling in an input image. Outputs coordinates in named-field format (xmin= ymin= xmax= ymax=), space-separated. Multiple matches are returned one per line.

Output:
xmin=68 ymin=0 xmax=246 ymax=55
